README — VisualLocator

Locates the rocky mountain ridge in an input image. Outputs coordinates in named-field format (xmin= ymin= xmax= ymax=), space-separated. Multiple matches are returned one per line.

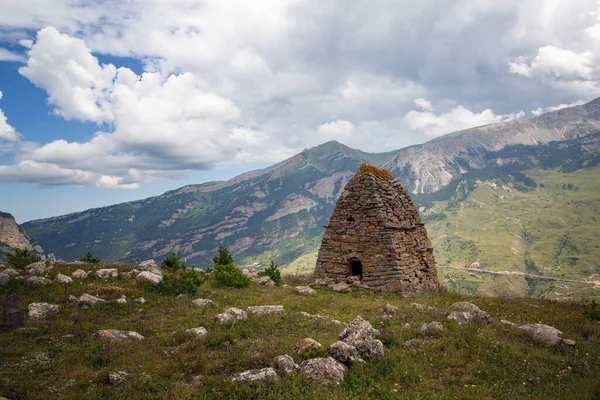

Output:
xmin=19 ymin=99 xmax=600 ymax=298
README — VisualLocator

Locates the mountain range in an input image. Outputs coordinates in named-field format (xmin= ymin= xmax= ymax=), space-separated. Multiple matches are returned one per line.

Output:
xmin=15 ymin=98 xmax=600 ymax=298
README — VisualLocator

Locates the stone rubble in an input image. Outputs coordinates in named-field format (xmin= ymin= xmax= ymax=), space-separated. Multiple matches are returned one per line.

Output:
xmin=274 ymin=355 xmax=298 ymax=376
xmin=295 ymin=338 xmax=322 ymax=353
xmin=447 ymin=302 xmax=492 ymax=325
xmin=70 ymin=293 xmax=107 ymax=306
xmin=254 ymin=276 xmax=275 ymax=286
xmin=186 ymin=327 xmax=208 ymax=337
xmin=339 ymin=316 xmax=384 ymax=358
xmin=137 ymin=260 xmax=161 ymax=275
xmin=55 ymin=273 xmax=73 ymax=284
xmin=294 ymin=286 xmax=316 ymax=295
xmin=420 ymin=321 xmax=444 ymax=335
xmin=71 ymin=269 xmax=88 ymax=279
xmin=24 ymin=261 xmax=46 ymax=276
xmin=27 ymin=276 xmax=51 ymax=286
xmin=299 ymin=311 xmax=343 ymax=325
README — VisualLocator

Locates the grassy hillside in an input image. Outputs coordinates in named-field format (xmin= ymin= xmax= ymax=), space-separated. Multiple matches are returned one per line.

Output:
xmin=1 ymin=262 xmax=599 ymax=399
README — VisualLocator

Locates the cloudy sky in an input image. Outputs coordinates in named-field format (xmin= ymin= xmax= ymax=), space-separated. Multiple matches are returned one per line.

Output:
xmin=1 ymin=0 xmax=599 ymax=222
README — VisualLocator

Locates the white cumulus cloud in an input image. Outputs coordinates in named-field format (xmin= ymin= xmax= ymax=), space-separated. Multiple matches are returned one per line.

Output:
xmin=0 ymin=91 xmax=19 ymax=142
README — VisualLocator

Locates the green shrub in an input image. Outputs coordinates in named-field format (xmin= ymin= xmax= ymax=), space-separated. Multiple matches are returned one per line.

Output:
xmin=161 ymin=252 xmax=185 ymax=270
xmin=258 ymin=261 xmax=281 ymax=284
xmin=583 ymin=300 xmax=600 ymax=321
xmin=7 ymin=249 xmax=41 ymax=268
xmin=80 ymin=252 xmax=100 ymax=264
xmin=147 ymin=253 xmax=207 ymax=295
xmin=212 ymin=247 xmax=250 ymax=288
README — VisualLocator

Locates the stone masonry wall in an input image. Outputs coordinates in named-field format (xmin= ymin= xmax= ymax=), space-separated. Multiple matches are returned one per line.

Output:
xmin=315 ymin=167 xmax=439 ymax=293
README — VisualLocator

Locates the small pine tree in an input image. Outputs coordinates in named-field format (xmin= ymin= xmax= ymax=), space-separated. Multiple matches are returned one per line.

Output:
xmin=7 ymin=249 xmax=41 ymax=267
xmin=258 ymin=261 xmax=281 ymax=284
xmin=213 ymin=246 xmax=234 ymax=266
xmin=80 ymin=252 xmax=100 ymax=264
xmin=212 ymin=247 xmax=250 ymax=288
xmin=148 ymin=253 xmax=207 ymax=295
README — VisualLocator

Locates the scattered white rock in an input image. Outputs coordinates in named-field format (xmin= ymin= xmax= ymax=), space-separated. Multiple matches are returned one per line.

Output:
xmin=136 ymin=271 xmax=162 ymax=284
xmin=192 ymin=298 xmax=215 ymax=307
xmin=253 ymin=276 xmax=275 ymax=286
xmin=248 ymin=305 xmax=284 ymax=316
xmin=138 ymin=260 xmax=161 ymax=275
xmin=214 ymin=308 xmax=248 ymax=324
xmin=71 ymin=269 xmax=88 ymax=279
xmin=2 ymin=268 xmax=18 ymax=277
xmin=299 ymin=311 xmax=342 ymax=325
xmin=28 ymin=303 xmax=60 ymax=320
xmin=232 ymin=367 xmax=278 ymax=383
xmin=298 ymin=357 xmax=347 ymax=386
xmin=135 ymin=297 xmax=146 ymax=304
xmin=500 ymin=319 xmax=517 ymax=327
xmin=24 ymin=261 xmax=46 ymax=276
xmin=448 ymin=302 xmax=492 ymax=324
xmin=96 ymin=329 xmax=145 ymax=342
xmin=420 ymin=321 xmax=444 ymax=335
xmin=274 ymin=355 xmax=298 ymax=376
xmin=55 ymin=273 xmax=73 ymax=284
xmin=109 ymin=371 xmax=132 ymax=385
xmin=383 ymin=303 xmax=400 ymax=314
xmin=27 ymin=276 xmax=51 ymax=286
xmin=186 ymin=327 xmax=208 ymax=337
xmin=70 ymin=293 xmax=107 ymax=306
xmin=95 ymin=269 xmax=118 ymax=279
xmin=331 ymin=282 xmax=351 ymax=292
xmin=116 ymin=298 xmax=127 ymax=304
xmin=411 ymin=303 xmax=433 ymax=311
xmin=294 ymin=286 xmax=316 ymax=295
xmin=518 ymin=323 xmax=576 ymax=346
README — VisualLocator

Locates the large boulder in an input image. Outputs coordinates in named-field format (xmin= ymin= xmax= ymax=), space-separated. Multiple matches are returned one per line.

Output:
xmin=518 ymin=324 xmax=576 ymax=346
xmin=328 ymin=341 xmax=361 ymax=365
xmin=28 ymin=303 xmax=60 ymax=320
xmin=448 ymin=302 xmax=492 ymax=324
xmin=247 ymin=305 xmax=284 ymax=316
xmin=24 ymin=261 xmax=46 ymax=276
xmin=27 ymin=276 xmax=51 ymax=286
xmin=214 ymin=308 xmax=248 ymax=324
xmin=55 ymin=273 xmax=73 ymax=284
xmin=137 ymin=260 xmax=161 ymax=275
xmin=96 ymin=329 xmax=145 ymax=342
xmin=339 ymin=316 xmax=384 ymax=358
xmin=232 ymin=367 xmax=278 ymax=383
xmin=95 ymin=269 xmax=118 ymax=279
xmin=298 ymin=357 xmax=347 ymax=386
xmin=2 ymin=268 xmax=18 ymax=278
xmin=136 ymin=271 xmax=162 ymax=284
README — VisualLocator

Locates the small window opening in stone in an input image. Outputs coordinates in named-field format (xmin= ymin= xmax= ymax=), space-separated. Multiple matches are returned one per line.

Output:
xmin=350 ymin=259 xmax=363 ymax=278
xmin=346 ymin=216 xmax=355 ymax=222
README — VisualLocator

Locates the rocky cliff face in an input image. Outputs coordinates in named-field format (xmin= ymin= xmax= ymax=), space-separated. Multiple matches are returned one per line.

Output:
xmin=383 ymin=98 xmax=600 ymax=193
xmin=0 ymin=212 xmax=36 ymax=251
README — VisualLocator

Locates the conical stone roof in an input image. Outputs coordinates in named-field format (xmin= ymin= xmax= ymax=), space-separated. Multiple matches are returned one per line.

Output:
xmin=315 ymin=163 xmax=439 ymax=292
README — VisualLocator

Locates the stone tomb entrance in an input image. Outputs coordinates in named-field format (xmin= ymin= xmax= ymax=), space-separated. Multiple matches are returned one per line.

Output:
xmin=349 ymin=259 xmax=363 ymax=278
xmin=315 ymin=163 xmax=439 ymax=293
